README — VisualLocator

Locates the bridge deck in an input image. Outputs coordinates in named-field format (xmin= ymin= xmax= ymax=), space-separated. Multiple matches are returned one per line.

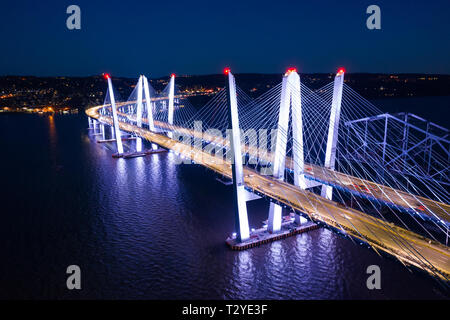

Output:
xmin=87 ymin=106 xmax=450 ymax=280
xmin=121 ymin=111 xmax=450 ymax=226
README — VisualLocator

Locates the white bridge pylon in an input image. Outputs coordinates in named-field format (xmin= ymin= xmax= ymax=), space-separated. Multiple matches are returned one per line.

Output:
xmin=224 ymin=67 xmax=345 ymax=239
xmin=107 ymin=73 xmax=175 ymax=154
xmin=226 ymin=68 xmax=251 ymax=242
xmin=268 ymin=68 xmax=308 ymax=232
xmin=321 ymin=68 xmax=345 ymax=200
xmin=143 ymin=75 xmax=155 ymax=132
xmin=167 ymin=74 xmax=175 ymax=139
xmin=96 ymin=69 xmax=344 ymax=240
xmin=120 ymin=74 xmax=173 ymax=153
xmin=133 ymin=74 xmax=174 ymax=143
xmin=135 ymin=75 xmax=144 ymax=152
xmin=107 ymin=74 xmax=124 ymax=154
xmin=143 ymin=75 xmax=158 ymax=150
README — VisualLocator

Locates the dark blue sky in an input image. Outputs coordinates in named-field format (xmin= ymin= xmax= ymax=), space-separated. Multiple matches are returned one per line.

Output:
xmin=1 ymin=0 xmax=449 ymax=77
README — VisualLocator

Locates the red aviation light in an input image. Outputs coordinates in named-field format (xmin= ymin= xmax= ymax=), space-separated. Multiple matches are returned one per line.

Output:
xmin=286 ymin=67 xmax=297 ymax=73
xmin=223 ymin=67 xmax=231 ymax=75
xmin=103 ymin=73 xmax=110 ymax=80
xmin=337 ymin=68 xmax=346 ymax=75
xmin=170 ymin=73 xmax=176 ymax=78
xmin=285 ymin=67 xmax=297 ymax=76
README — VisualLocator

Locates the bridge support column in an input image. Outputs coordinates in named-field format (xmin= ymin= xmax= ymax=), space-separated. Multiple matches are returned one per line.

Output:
xmin=107 ymin=75 xmax=124 ymax=154
xmin=268 ymin=69 xmax=306 ymax=232
xmin=167 ymin=74 xmax=175 ymax=139
xmin=321 ymin=69 xmax=345 ymax=200
xmin=143 ymin=75 xmax=158 ymax=150
xmin=136 ymin=75 xmax=144 ymax=152
xmin=88 ymin=117 xmax=93 ymax=129
xmin=226 ymin=69 xmax=250 ymax=243
xmin=100 ymin=123 xmax=105 ymax=140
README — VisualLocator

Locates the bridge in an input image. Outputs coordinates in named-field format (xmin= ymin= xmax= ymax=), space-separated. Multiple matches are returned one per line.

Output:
xmin=86 ymin=70 xmax=450 ymax=281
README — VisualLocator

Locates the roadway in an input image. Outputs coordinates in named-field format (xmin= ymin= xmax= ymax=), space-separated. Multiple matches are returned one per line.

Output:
xmin=87 ymin=105 xmax=450 ymax=280
xmin=119 ymin=107 xmax=450 ymax=226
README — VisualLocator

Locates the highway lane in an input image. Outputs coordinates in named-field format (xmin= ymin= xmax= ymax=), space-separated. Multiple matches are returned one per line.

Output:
xmin=301 ymin=163 xmax=450 ymax=226
xmin=87 ymin=105 xmax=450 ymax=280
xmin=119 ymin=108 xmax=450 ymax=225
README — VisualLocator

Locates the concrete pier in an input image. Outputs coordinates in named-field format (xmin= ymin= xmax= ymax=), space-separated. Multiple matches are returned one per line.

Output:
xmin=112 ymin=148 xmax=167 ymax=158
xmin=216 ymin=176 xmax=233 ymax=185
xmin=226 ymin=217 xmax=319 ymax=250
xmin=96 ymin=136 xmax=137 ymax=143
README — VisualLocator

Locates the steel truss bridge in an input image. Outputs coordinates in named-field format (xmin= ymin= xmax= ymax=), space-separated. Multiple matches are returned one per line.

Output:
xmin=86 ymin=70 xmax=450 ymax=282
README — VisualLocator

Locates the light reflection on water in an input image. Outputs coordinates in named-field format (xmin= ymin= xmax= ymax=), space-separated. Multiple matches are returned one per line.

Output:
xmin=233 ymin=250 xmax=255 ymax=298
xmin=0 ymin=113 xmax=447 ymax=299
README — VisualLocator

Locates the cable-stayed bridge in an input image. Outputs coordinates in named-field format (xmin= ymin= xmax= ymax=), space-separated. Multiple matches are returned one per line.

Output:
xmin=86 ymin=70 xmax=450 ymax=282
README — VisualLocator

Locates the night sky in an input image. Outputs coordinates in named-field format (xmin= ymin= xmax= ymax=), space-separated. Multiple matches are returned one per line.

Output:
xmin=1 ymin=0 xmax=449 ymax=77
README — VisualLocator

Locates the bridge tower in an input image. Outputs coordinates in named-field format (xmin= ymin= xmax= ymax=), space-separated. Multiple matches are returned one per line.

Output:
xmin=106 ymin=74 xmax=124 ymax=154
xmin=268 ymin=68 xmax=306 ymax=233
xmin=143 ymin=76 xmax=155 ymax=132
xmin=321 ymin=68 xmax=345 ymax=200
xmin=92 ymin=119 xmax=98 ymax=133
xmin=135 ymin=75 xmax=144 ymax=152
xmin=225 ymin=68 xmax=250 ymax=242
xmin=167 ymin=74 xmax=175 ymax=138
xmin=143 ymin=75 xmax=159 ymax=151
xmin=100 ymin=122 xmax=105 ymax=140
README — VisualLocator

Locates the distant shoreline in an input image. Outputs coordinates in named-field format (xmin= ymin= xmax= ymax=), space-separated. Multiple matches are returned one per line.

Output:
xmin=0 ymin=73 xmax=449 ymax=112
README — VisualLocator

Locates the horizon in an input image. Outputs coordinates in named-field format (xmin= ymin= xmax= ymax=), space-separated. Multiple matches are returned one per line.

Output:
xmin=2 ymin=70 xmax=450 ymax=79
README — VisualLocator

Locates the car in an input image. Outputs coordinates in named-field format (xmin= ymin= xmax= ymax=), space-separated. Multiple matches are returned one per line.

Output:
xmin=416 ymin=205 xmax=426 ymax=212
xmin=353 ymin=184 xmax=369 ymax=192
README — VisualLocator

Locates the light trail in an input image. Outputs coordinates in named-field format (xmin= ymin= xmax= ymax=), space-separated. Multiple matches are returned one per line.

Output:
xmin=86 ymin=105 xmax=450 ymax=280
